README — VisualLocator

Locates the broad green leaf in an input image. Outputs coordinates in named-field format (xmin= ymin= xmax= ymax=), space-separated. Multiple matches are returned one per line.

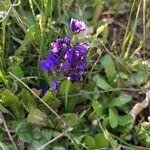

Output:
xmin=48 ymin=100 xmax=61 ymax=110
xmin=102 ymin=117 xmax=110 ymax=129
xmin=109 ymin=107 xmax=118 ymax=128
xmin=103 ymin=54 xmax=116 ymax=82
xmin=42 ymin=90 xmax=55 ymax=102
xmin=92 ymin=100 xmax=103 ymax=117
xmin=84 ymin=135 xmax=96 ymax=149
xmin=118 ymin=115 xmax=132 ymax=126
xmin=60 ymin=78 xmax=72 ymax=111
xmin=95 ymin=134 xmax=109 ymax=148
xmin=41 ymin=129 xmax=53 ymax=141
xmin=1 ymin=89 xmax=23 ymax=118
xmin=93 ymin=74 xmax=112 ymax=89
xmin=27 ymin=108 xmax=48 ymax=126
xmin=19 ymin=132 xmax=33 ymax=144
xmin=19 ymin=89 xmax=37 ymax=111
xmin=107 ymin=93 xmax=132 ymax=107
xmin=9 ymin=65 xmax=24 ymax=78
xmin=59 ymin=78 xmax=72 ymax=95
xmin=11 ymin=119 xmax=33 ymax=143
xmin=62 ymin=113 xmax=78 ymax=127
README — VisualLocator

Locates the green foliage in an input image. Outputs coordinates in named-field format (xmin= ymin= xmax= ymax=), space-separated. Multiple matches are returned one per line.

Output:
xmin=1 ymin=89 xmax=24 ymax=119
xmin=109 ymin=107 xmax=118 ymax=129
xmin=0 ymin=0 xmax=149 ymax=149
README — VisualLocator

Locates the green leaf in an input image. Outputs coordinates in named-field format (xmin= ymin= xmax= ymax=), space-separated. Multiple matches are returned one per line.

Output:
xmin=1 ymin=89 xmax=23 ymax=118
xmin=118 ymin=115 xmax=132 ymax=126
xmin=92 ymin=100 xmax=103 ymax=117
xmin=95 ymin=134 xmax=109 ymax=148
xmin=42 ymin=90 xmax=55 ymax=102
xmin=109 ymin=107 xmax=118 ymax=128
xmin=60 ymin=78 xmax=72 ymax=111
xmin=19 ymin=89 xmax=37 ymax=111
xmin=93 ymin=74 xmax=112 ymax=89
xmin=11 ymin=119 xmax=33 ymax=143
xmin=84 ymin=135 xmax=96 ymax=149
xmin=27 ymin=108 xmax=48 ymax=126
xmin=107 ymin=93 xmax=132 ymax=107
xmin=41 ymin=129 xmax=53 ymax=141
xmin=62 ymin=113 xmax=78 ymax=127
xmin=9 ymin=65 xmax=24 ymax=78
xmin=102 ymin=54 xmax=116 ymax=82
xmin=19 ymin=132 xmax=33 ymax=144
xmin=59 ymin=78 xmax=72 ymax=95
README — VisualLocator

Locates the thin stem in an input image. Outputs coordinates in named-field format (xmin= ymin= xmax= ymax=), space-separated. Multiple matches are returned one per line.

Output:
xmin=59 ymin=87 xmax=145 ymax=99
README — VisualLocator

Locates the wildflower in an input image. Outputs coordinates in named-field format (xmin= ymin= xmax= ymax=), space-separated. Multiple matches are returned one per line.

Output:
xmin=78 ymin=59 xmax=87 ymax=71
xmin=51 ymin=79 xmax=59 ymax=92
xmin=69 ymin=71 xmax=80 ymax=81
xmin=76 ymin=43 xmax=89 ymax=56
xmin=40 ymin=59 xmax=55 ymax=73
xmin=63 ymin=34 xmax=71 ymax=45
xmin=48 ymin=52 xmax=60 ymax=64
xmin=40 ymin=18 xmax=89 ymax=92
xmin=60 ymin=61 xmax=71 ymax=73
xmin=70 ymin=18 xmax=86 ymax=34
xmin=51 ymin=38 xmax=63 ymax=53
xmin=65 ymin=48 xmax=73 ymax=61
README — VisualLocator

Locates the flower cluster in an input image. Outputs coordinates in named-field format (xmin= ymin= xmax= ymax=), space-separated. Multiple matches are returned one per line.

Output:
xmin=40 ymin=18 xmax=89 ymax=92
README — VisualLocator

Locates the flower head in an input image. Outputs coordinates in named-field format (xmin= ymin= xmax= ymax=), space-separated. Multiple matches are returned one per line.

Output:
xmin=65 ymin=48 xmax=73 ymax=61
xmin=51 ymin=38 xmax=63 ymax=53
xmin=48 ymin=52 xmax=60 ymax=64
xmin=51 ymin=79 xmax=59 ymax=92
xmin=40 ymin=18 xmax=89 ymax=92
xmin=76 ymin=43 xmax=89 ymax=56
xmin=40 ymin=59 xmax=55 ymax=73
xmin=78 ymin=59 xmax=87 ymax=71
xmin=60 ymin=61 xmax=71 ymax=73
xmin=63 ymin=34 xmax=71 ymax=45
xmin=70 ymin=18 xmax=86 ymax=34
xmin=69 ymin=71 xmax=80 ymax=81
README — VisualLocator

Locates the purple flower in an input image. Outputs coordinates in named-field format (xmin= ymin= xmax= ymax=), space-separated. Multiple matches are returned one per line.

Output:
xmin=51 ymin=79 xmax=59 ymax=92
xmin=60 ymin=61 xmax=71 ymax=73
xmin=40 ymin=59 xmax=55 ymax=73
xmin=64 ymin=34 xmax=71 ymax=45
xmin=65 ymin=48 xmax=73 ymax=61
xmin=78 ymin=59 xmax=87 ymax=71
xmin=76 ymin=43 xmax=89 ymax=56
xmin=51 ymin=38 xmax=63 ymax=53
xmin=70 ymin=18 xmax=86 ymax=34
xmin=69 ymin=71 xmax=80 ymax=81
xmin=48 ymin=52 xmax=60 ymax=64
